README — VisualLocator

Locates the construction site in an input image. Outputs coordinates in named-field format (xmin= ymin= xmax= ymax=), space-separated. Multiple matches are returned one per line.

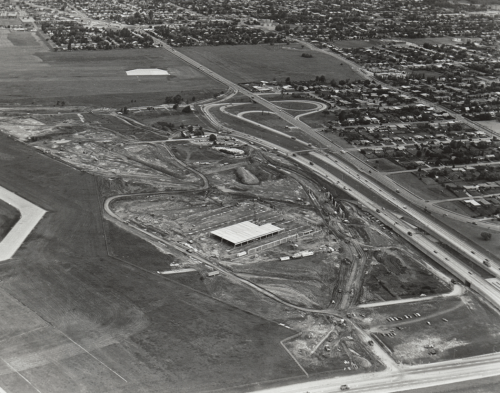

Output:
xmin=2 ymin=105 xmax=494 ymax=378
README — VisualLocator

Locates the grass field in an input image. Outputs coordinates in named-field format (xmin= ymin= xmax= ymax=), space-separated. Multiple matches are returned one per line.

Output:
xmin=0 ymin=132 xmax=304 ymax=392
xmin=299 ymin=111 xmax=337 ymax=129
xmin=178 ymin=44 xmax=361 ymax=84
xmin=7 ymin=31 xmax=40 ymax=46
xmin=272 ymin=100 xmax=319 ymax=111
xmin=0 ymin=18 xmax=23 ymax=27
xmin=213 ymin=105 xmax=321 ymax=147
xmin=242 ymin=111 xmax=293 ymax=130
xmin=332 ymin=40 xmax=382 ymax=49
xmin=388 ymin=173 xmax=456 ymax=200
xmin=0 ymin=30 xmax=224 ymax=108
xmin=0 ymin=199 xmax=19 ymax=242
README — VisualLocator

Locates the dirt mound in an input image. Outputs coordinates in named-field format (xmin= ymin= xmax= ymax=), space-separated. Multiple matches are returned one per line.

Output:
xmin=236 ymin=167 xmax=259 ymax=185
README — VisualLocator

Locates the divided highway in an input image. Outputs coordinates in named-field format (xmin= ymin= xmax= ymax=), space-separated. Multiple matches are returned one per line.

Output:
xmin=154 ymin=38 xmax=500 ymax=275
xmin=135 ymin=32 xmax=500 ymax=392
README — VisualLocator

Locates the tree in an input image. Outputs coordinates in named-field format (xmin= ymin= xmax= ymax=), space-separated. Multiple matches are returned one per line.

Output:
xmin=173 ymin=94 xmax=183 ymax=104
xmin=173 ymin=103 xmax=179 ymax=110
xmin=285 ymin=77 xmax=291 ymax=84
xmin=481 ymin=232 xmax=492 ymax=240
xmin=209 ymin=134 xmax=217 ymax=142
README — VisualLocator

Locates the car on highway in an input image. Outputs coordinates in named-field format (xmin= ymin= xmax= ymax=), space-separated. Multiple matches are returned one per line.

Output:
xmin=309 ymin=162 xmax=314 ymax=165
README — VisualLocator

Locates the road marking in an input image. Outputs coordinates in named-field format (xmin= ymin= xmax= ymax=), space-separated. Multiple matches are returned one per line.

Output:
xmin=59 ymin=331 xmax=127 ymax=383
xmin=1 ymin=358 xmax=42 ymax=393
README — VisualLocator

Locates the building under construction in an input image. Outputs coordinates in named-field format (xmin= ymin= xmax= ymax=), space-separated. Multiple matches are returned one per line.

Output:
xmin=210 ymin=221 xmax=284 ymax=247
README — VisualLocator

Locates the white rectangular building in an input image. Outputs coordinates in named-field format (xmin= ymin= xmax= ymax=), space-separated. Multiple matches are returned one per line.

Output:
xmin=211 ymin=221 xmax=284 ymax=247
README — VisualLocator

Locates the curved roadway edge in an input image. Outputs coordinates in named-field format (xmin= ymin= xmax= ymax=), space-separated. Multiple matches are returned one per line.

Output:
xmin=0 ymin=185 xmax=46 ymax=262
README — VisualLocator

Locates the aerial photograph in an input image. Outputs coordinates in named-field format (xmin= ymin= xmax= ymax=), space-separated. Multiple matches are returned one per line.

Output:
xmin=1 ymin=0 xmax=500 ymax=392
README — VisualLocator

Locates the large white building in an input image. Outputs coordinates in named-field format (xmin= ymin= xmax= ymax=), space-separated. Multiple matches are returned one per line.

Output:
xmin=211 ymin=221 xmax=283 ymax=247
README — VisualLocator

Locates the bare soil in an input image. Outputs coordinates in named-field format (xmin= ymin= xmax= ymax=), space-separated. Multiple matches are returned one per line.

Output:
xmin=360 ymin=295 xmax=500 ymax=365
xmin=363 ymin=248 xmax=451 ymax=302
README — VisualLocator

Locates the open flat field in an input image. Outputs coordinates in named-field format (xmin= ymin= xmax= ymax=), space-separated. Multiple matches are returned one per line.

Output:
xmin=0 ymin=18 xmax=23 ymax=27
xmin=178 ymin=44 xmax=360 ymax=84
xmin=388 ymin=173 xmax=456 ymax=200
xmin=0 ymin=30 xmax=224 ymax=108
xmin=332 ymin=40 xmax=382 ymax=49
xmin=0 ymin=133 xmax=303 ymax=392
xmin=0 ymin=199 xmax=19 ymax=242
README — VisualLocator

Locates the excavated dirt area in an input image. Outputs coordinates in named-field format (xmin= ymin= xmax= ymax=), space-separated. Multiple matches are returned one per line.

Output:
xmin=356 ymin=295 xmax=500 ymax=365
xmin=284 ymin=314 xmax=382 ymax=374
xmin=0 ymin=112 xmax=203 ymax=192
xmin=0 ymin=107 xmax=462 ymax=378
xmin=347 ymin=209 xmax=451 ymax=304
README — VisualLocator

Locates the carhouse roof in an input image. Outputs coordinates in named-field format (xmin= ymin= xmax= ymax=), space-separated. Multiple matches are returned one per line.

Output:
xmin=211 ymin=221 xmax=283 ymax=246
